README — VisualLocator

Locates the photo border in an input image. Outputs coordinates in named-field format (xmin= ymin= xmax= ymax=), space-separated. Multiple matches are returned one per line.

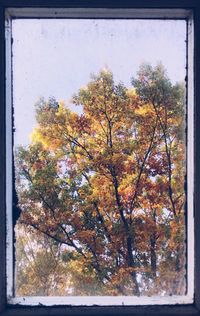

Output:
xmin=0 ymin=1 xmax=199 ymax=315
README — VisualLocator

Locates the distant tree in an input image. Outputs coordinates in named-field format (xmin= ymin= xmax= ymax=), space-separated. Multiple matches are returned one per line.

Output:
xmin=15 ymin=224 xmax=70 ymax=296
xmin=15 ymin=64 xmax=186 ymax=296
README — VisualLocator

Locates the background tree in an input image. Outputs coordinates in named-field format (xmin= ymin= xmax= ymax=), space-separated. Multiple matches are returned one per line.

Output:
xmin=15 ymin=224 xmax=70 ymax=296
xmin=15 ymin=64 xmax=186 ymax=296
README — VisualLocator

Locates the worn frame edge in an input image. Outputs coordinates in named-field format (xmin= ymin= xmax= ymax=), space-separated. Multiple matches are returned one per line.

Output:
xmin=0 ymin=2 xmax=199 ymax=316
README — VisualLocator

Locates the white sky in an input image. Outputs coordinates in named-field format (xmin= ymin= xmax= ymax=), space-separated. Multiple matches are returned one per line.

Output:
xmin=12 ymin=19 xmax=186 ymax=146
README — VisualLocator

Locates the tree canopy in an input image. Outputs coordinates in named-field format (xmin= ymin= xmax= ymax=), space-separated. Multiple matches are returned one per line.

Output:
xmin=15 ymin=63 xmax=186 ymax=296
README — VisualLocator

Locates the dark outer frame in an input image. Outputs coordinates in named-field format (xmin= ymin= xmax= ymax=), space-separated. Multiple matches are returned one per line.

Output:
xmin=0 ymin=1 xmax=199 ymax=315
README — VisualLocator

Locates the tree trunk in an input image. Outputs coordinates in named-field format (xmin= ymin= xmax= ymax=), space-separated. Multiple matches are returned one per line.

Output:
xmin=150 ymin=232 xmax=157 ymax=278
xmin=127 ymin=235 xmax=140 ymax=296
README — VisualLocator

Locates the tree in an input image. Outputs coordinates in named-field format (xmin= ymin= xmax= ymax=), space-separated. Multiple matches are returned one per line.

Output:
xmin=15 ymin=64 xmax=186 ymax=296
xmin=15 ymin=224 xmax=70 ymax=296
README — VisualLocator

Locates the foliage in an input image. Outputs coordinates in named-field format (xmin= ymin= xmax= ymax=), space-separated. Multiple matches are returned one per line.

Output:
xmin=15 ymin=64 xmax=186 ymax=296
xmin=15 ymin=224 xmax=70 ymax=296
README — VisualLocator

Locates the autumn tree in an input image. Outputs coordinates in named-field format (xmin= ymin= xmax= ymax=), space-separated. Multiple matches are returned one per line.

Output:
xmin=15 ymin=64 xmax=186 ymax=296
xmin=15 ymin=224 xmax=71 ymax=296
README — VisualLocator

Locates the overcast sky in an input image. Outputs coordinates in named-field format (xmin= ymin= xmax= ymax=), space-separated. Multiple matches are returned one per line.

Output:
xmin=12 ymin=19 xmax=186 ymax=146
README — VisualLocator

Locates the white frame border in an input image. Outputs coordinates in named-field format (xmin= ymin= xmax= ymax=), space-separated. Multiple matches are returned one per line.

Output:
xmin=5 ymin=7 xmax=194 ymax=306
